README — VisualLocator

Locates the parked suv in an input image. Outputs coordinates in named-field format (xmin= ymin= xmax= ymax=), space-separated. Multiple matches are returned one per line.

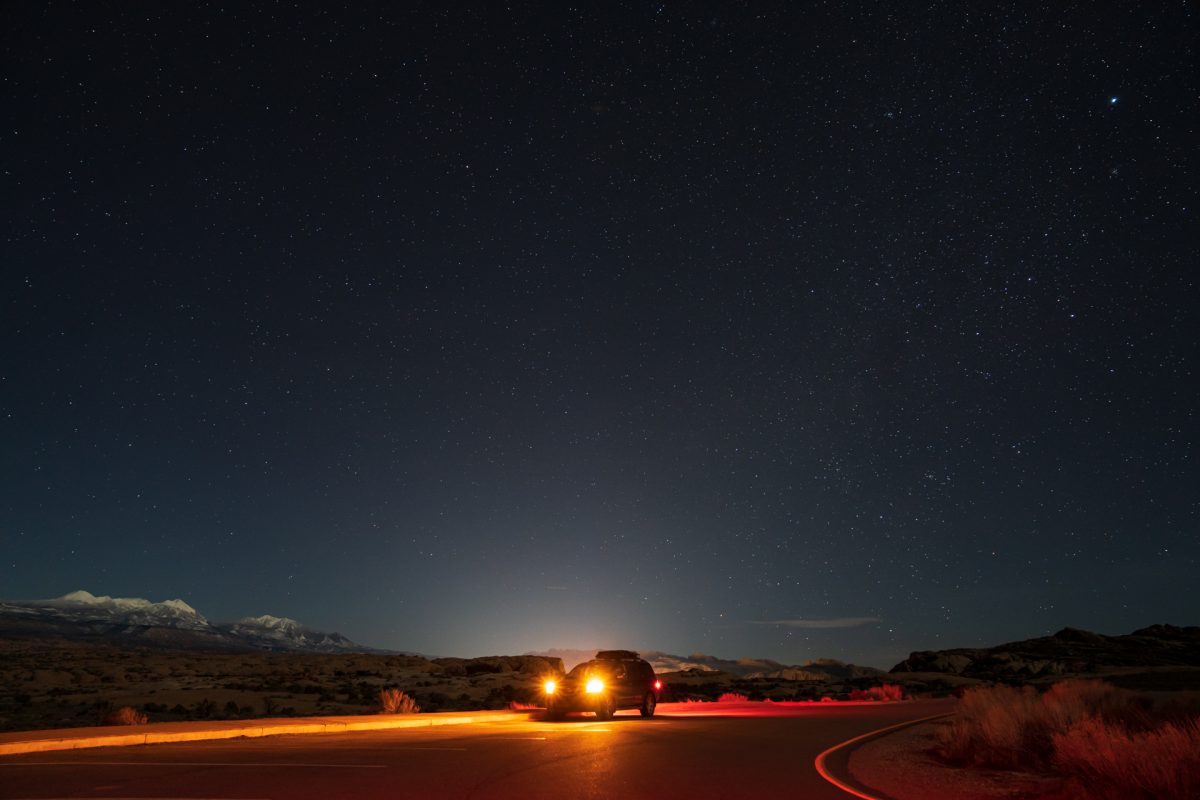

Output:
xmin=543 ymin=650 xmax=661 ymax=720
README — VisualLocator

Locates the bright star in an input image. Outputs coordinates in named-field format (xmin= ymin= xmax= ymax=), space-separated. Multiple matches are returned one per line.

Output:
xmin=1109 ymin=96 xmax=1118 ymax=105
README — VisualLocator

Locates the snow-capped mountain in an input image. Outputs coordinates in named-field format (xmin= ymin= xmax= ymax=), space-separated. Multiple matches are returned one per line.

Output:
xmin=219 ymin=614 xmax=362 ymax=652
xmin=40 ymin=590 xmax=211 ymax=630
xmin=0 ymin=591 xmax=377 ymax=654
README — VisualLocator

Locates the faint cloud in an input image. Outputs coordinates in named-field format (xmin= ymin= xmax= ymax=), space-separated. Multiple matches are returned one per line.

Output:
xmin=751 ymin=617 xmax=881 ymax=629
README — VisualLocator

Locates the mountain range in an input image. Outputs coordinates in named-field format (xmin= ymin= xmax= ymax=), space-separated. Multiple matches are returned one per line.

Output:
xmin=0 ymin=591 xmax=375 ymax=654
xmin=7 ymin=591 xmax=1192 ymax=688
xmin=528 ymin=648 xmax=885 ymax=681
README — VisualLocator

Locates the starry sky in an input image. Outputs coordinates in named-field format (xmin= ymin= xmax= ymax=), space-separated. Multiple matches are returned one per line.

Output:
xmin=2 ymin=3 xmax=1197 ymax=668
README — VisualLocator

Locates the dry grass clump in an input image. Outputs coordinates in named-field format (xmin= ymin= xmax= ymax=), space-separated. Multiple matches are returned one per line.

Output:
xmin=936 ymin=680 xmax=1135 ymax=768
xmin=938 ymin=684 xmax=1031 ymax=766
xmin=716 ymin=692 xmax=749 ymax=703
xmin=377 ymin=688 xmax=420 ymax=714
xmin=103 ymin=706 xmax=148 ymax=726
xmin=849 ymin=684 xmax=905 ymax=702
xmin=936 ymin=679 xmax=1200 ymax=800
xmin=1052 ymin=716 xmax=1200 ymax=800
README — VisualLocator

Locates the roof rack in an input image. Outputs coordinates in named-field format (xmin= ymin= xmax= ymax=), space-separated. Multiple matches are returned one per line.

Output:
xmin=594 ymin=649 xmax=640 ymax=661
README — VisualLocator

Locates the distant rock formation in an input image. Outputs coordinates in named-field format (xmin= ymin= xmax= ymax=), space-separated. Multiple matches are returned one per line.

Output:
xmin=524 ymin=648 xmax=885 ymax=681
xmin=890 ymin=624 xmax=1200 ymax=680
xmin=435 ymin=655 xmax=564 ymax=676
xmin=746 ymin=668 xmax=834 ymax=682
xmin=745 ymin=658 xmax=886 ymax=682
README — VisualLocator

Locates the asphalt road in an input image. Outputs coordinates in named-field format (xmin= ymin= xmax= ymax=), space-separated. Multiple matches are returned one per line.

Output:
xmin=0 ymin=699 xmax=952 ymax=800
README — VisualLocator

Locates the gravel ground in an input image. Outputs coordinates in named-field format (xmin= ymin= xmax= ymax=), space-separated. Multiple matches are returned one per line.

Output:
xmin=848 ymin=718 xmax=1060 ymax=800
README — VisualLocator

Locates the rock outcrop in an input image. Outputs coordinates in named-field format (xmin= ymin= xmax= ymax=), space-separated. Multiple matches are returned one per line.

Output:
xmin=890 ymin=624 xmax=1200 ymax=680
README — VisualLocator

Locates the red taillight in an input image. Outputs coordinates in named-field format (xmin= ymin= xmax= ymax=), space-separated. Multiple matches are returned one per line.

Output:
xmin=654 ymin=680 xmax=662 ymax=690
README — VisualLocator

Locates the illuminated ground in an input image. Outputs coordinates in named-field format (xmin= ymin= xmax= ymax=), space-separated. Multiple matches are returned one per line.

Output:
xmin=0 ymin=699 xmax=952 ymax=799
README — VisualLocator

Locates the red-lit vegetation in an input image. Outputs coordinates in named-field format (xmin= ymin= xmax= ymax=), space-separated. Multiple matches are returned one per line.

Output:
xmin=508 ymin=701 xmax=540 ymax=711
xmin=848 ymin=684 xmax=905 ymax=702
xmin=936 ymin=680 xmax=1200 ymax=800
xmin=717 ymin=692 xmax=749 ymax=703
xmin=377 ymin=688 xmax=420 ymax=714
xmin=103 ymin=705 xmax=148 ymax=725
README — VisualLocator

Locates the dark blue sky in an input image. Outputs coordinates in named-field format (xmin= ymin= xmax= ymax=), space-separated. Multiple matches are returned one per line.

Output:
xmin=2 ymin=2 xmax=1196 ymax=667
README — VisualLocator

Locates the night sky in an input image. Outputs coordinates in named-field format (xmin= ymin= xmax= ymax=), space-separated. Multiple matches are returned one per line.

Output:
xmin=3 ymin=3 xmax=1196 ymax=668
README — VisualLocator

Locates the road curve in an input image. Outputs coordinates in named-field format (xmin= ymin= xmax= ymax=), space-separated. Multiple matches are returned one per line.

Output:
xmin=0 ymin=699 xmax=952 ymax=800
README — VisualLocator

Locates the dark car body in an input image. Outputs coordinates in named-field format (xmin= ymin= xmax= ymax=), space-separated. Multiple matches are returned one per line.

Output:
xmin=543 ymin=650 xmax=661 ymax=720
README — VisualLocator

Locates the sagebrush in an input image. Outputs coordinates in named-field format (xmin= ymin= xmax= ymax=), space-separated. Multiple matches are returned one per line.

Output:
xmin=848 ymin=684 xmax=904 ymax=702
xmin=378 ymin=688 xmax=420 ymax=714
xmin=103 ymin=706 xmax=148 ymax=726
xmin=936 ymin=679 xmax=1200 ymax=800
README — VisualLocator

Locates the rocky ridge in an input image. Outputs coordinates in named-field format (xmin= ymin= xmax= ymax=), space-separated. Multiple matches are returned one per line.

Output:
xmin=890 ymin=624 xmax=1200 ymax=681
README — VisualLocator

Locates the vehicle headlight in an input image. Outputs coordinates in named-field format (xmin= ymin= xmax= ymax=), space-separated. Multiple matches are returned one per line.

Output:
xmin=544 ymin=680 xmax=557 ymax=695
xmin=585 ymin=678 xmax=604 ymax=694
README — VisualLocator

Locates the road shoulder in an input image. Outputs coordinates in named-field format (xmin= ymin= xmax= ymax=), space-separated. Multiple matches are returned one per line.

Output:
xmin=848 ymin=717 xmax=1059 ymax=800
xmin=0 ymin=710 xmax=528 ymax=756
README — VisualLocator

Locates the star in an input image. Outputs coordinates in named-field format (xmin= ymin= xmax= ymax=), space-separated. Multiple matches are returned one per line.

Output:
xmin=1109 ymin=96 xmax=1119 ymax=106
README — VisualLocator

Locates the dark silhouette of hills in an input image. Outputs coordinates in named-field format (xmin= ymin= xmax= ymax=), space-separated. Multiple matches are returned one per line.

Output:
xmin=891 ymin=624 xmax=1200 ymax=684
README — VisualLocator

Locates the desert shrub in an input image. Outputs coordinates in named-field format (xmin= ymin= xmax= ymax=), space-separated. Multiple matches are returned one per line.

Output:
xmin=103 ymin=706 xmax=148 ymax=726
xmin=1053 ymin=716 xmax=1200 ymax=800
xmin=717 ymin=692 xmax=749 ymax=703
xmin=937 ymin=685 xmax=1033 ymax=767
xmin=849 ymin=684 xmax=905 ymax=702
xmin=937 ymin=679 xmax=1189 ymax=779
xmin=1041 ymin=679 xmax=1147 ymax=730
xmin=509 ymin=701 xmax=540 ymax=711
xmin=193 ymin=698 xmax=218 ymax=719
xmin=421 ymin=691 xmax=451 ymax=712
xmin=378 ymin=688 xmax=420 ymax=714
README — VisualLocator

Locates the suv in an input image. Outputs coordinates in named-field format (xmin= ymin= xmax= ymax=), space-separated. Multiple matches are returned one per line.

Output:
xmin=543 ymin=650 xmax=661 ymax=720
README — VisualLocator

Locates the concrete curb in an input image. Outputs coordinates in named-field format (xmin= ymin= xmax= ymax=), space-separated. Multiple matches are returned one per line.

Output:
xmin=0 ymin=711 xmax=531 ymax=756
xmin=813 ymin=712 xmax=953 ymax=800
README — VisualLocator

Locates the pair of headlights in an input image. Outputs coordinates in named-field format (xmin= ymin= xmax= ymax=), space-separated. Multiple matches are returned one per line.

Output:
xmin=543 ymin=678 xmax=605 ymax=694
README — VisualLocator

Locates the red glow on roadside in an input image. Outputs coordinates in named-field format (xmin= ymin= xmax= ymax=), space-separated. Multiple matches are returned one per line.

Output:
xmin=813 ymin=753 xmax=881 ymax=800
xmin=622 ymin=698 xmax=924 ymax=720
xmin=813 ymin=711 xmax=953 ymax=800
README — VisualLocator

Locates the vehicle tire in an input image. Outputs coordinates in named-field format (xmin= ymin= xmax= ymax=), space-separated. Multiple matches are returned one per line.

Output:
xmin=595 ymin=696 xmax=615 ymax=720
xmin=544 ymin=702 xmax=563 ymax=721
xmin=640 ymin=692 xmax=656 ymax=717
